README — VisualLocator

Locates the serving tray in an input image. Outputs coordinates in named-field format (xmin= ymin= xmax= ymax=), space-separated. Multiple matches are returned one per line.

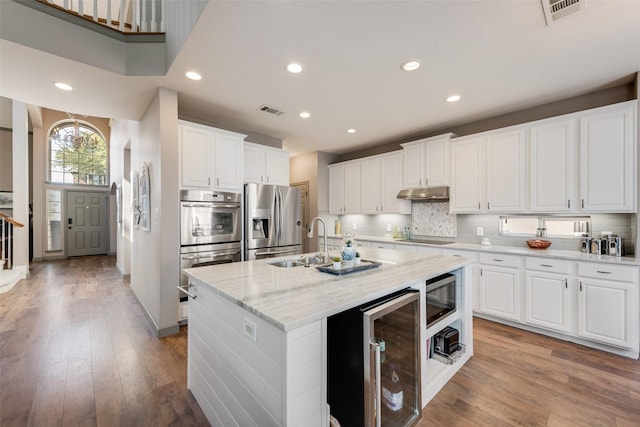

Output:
xmin=315 ymin=259 xmax=382 ymax=275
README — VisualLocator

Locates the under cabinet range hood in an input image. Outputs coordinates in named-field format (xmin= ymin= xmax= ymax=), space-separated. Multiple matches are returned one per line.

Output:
xmin=396 ymin=186 xmax=450 ymax=201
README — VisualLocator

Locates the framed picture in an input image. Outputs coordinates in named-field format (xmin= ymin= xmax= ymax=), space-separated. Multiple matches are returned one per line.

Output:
xmin=132 ymin=171 xmax=140 ymax=229
xmin=139 ymin=162 xmax=151 ymax=232
xmin=0 ymin=192 xmax=12 ymax=209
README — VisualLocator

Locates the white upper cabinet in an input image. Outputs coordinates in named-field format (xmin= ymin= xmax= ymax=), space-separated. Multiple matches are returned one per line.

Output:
xmin=179 ymin=121 xmax=246 ymax=191
xmin=329 ymin=162 xmax=361 ymax=214
xmin=361 ymin=152 xmax=410 ymax=214
xmin=401 ymin=134 xmax=452 ymax=188
xmin=449 ymin=137 xmax=485 ymax=212
xmin=579 ymin=102 xmax=636 ymax=212
xmin=529 ymin=118 xmax=577 ymax=212
xmin=244 ymin=142 xmax=290 ymax=186
xmin=485 ymin=128 xmax=527 ymax=212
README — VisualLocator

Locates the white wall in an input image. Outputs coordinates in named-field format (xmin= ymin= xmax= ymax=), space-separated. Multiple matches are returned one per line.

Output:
xmin=11 ymin=101 xmax=29 ymax=267
xmin=114 ymin=87 xmax=180 ymax=336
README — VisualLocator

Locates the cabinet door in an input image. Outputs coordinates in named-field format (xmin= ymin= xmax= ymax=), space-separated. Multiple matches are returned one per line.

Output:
xmin=579 ymin=103 xmax=636 ymax=212
xmin=380 ymin=152 xmax=409 ymax=214
xmin=525 ymin=271 xmax=572 ymax=334
xmin=361 ymin=158 xmax=381 ymax=213
xmin=180 ymin=124 xmax=212 ymax=188
xmin=479 ymin=265 xmax=521 ymax=321
xmin=425 ymin=138 xmax=449 ymax=186
xmin=343 ymin=162 xmax=361 ymax=213
xmin=530 ymin=119 xmax=577 ymax=212
xmin=265 ymin=148 xmax=290 ymax=186
xmin=450 ymin=138 xmax=484 ymax=212
xmin=329 ymin=165 xmax=344 ymax=214
xmin=486 ymin=128 xmax=526 ymax=212
xmin=577 ymin=278 xmax=636 ymax=349
xmin=403 ymin=142 xmax=424 ymax=188
xmin=213 ymin=132 xmax=243 ymax=191
xmin=244 ymin=143 xmax=266 ymax=184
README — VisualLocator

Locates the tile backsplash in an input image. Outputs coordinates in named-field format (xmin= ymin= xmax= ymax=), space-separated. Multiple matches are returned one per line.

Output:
xmin=411 ymin=202 xmax=456 ymax=237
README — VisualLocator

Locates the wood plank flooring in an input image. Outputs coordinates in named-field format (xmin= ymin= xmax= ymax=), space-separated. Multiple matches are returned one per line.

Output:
xmin=1 ymin=255 xmax=639 ymax=426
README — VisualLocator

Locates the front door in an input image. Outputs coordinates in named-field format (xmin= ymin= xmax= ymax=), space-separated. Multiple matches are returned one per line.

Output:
xmin=66 ymin=191 xmax=108 ymax=257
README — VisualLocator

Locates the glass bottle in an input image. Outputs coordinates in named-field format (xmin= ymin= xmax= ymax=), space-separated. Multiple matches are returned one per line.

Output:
xmin=382 ymin=363 xmax=403 ymax=412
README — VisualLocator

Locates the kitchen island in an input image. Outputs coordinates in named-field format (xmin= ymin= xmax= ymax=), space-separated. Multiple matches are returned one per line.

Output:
xmin=184 ymin=247 xmax=474 ymax=427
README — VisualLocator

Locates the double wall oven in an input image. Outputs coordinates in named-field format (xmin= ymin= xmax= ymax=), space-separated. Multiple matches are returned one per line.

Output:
xmin=179 ymin=190 xmax=242 ymax=307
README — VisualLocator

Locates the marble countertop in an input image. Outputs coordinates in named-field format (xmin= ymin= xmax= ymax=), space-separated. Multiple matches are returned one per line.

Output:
xmin=184 ymin=247 xmax=472 ymax=332
xmin=326 ymin=234 xmax=640 ymax=266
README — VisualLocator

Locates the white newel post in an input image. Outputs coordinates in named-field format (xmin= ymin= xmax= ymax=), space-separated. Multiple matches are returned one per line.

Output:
xmin=119 ymin=0 xmax=125 ymax=31
xmin=151 ymin=0 xmax=156 ymax=32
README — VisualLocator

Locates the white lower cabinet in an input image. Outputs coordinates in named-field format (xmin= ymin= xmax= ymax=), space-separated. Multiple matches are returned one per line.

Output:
xmin=525 ymin=271 xmax=573 ymax=334
xmin=577 ymin=263 xmax=639 ymax=350
xmin=478 ymin=254 xmax=522 ymax=322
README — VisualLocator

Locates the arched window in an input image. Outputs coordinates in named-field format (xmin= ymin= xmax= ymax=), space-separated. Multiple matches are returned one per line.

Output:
xmin=48 ymin=120 xmax=108 ymax=185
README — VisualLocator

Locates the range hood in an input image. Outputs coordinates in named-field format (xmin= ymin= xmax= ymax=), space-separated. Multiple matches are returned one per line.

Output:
xmin=396 ymin=186 xmax=450 ymax=201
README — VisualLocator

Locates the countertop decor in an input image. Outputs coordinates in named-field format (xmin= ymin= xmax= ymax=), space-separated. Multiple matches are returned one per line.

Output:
xmin=526 ymin=239 xmax=552 ymax=249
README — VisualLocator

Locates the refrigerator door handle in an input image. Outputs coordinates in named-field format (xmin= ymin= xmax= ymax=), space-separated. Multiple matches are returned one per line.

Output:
xmin=372 ymin=342 xmax=382 ymax=427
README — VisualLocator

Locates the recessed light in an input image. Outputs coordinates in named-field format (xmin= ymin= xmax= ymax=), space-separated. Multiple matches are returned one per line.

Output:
xmin=286 ymin=63 xmax=303 ymax=74
xmin=446 ymin=95 xmax=461 ymax=102
xmin=54 ymin=82 xmax=74 ymax=91
xmin=346 ymin=129 xmax=356 ymax=134
xmin=299 ymin=111 xmax=311 ymax=119
xmin=401 ymin=60 xmax=422 ymax=72
xmin=185 ymin=71 xmax=202 ymax=81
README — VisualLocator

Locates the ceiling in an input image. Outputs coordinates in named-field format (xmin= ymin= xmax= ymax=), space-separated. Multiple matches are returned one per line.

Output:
xmin=1 ymin=0 xmax=639 ymax=156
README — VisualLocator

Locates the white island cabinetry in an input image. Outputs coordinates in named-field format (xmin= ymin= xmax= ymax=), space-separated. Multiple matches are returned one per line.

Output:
xmin=184 ymin=248 xmax=473 ymax=427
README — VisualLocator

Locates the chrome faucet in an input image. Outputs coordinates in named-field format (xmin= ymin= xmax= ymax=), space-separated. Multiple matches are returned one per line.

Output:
xmin=307 ymin=216 xmax=328 ymax=261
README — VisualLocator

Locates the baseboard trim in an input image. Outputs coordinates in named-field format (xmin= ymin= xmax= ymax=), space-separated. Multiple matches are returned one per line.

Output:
xmin=130 ymin=288 xmax=179 ymax=338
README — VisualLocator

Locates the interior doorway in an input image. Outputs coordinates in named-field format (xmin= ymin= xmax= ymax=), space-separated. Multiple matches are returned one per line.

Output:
xmin=66 ymin=190 xmax=109 ymax=257
xmin=291 ymin=181 xmax=309 ymax=254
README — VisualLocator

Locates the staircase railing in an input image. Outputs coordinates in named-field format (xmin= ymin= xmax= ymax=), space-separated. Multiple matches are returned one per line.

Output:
xmin=40 ymin=0 xmax=164 ymax=33
xmin=0 ymin=212 xmax=24 ymax=270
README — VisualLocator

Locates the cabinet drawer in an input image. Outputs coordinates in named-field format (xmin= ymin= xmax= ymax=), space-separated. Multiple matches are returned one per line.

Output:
xmin=479 ymin=253 xmax=520 ymax=268
xmin=578 ymin=262 xmax=637 ymax=282
xmin=525 ymin=257 xmax=572 ymax=274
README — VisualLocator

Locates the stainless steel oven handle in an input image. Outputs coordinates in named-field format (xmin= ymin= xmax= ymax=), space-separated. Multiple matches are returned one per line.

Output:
xmin=177 ymin=285 xmax=197 ymax=299
xmin=182 ymin=251 xmax=241 ymax=261
xmin=181 ymin=203 xmax=240 ymax=209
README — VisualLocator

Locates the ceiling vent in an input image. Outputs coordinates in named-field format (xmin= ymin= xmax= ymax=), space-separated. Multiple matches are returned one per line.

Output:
xmin=258 ymin=105 xmax=284 ymax=116
xmin=541 ymin=0 xmax=585 ymax=25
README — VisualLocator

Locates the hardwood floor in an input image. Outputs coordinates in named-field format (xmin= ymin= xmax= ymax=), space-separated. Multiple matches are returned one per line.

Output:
xmin=1 ymin=256 xmax=639 ymax=426
xmin=0 ymin=256 xmax=208 ymax=427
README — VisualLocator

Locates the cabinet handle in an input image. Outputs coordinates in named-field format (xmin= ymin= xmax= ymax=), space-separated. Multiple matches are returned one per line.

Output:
xmin=478 ymin=202 xmax=481 ymax=210
xmin=376 ymin=206 xmax=379 ymax=212
xmin=579 ymin=281 xmax=583 ymax=291
xmin=581 ymin=199 xmax=585 ymax=208
xmin=487 ymin=202 xmax=490 ymax=210
xmin=492 ymin=259 xmax=503 ymax=262
xmin=261 ymin=176 xmax=264 ymax=183
xmin=565 ymin=279 xmax=568 ymax=289
xmin=540 ymin=264 xmax=553 ymax=267
xmin=480 ymin=268 xmax=483 ymax=277
xmin=381 ymin=206 xmax=384 ymax=212
xmin=216 ymin=178 xmax=220 ymax=186
xmin=425 ymin=178 xmax=429 ymax=186
xmin=208 ymin=177 xmax=211 ymax=186
xmin=266 ymin=176 xmax=270 ymax=183
xmin=419 ymin=178 xmax=422 ymax=186
xmin=596 ymin=270 xmax=612 ymax=274
xmin=567 ymin=200 xmax=571 ymax=209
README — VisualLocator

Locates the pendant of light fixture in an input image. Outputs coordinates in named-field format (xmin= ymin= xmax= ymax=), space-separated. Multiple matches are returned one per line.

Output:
xmin=52 ymin=113 xmax=100 ymax=151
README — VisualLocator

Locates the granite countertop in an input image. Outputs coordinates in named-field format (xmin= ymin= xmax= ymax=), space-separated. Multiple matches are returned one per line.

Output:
xmin=326 ymin=234 xmax=640 ymax=266
xmin=184 ymin=247 xmax=472 ymax=331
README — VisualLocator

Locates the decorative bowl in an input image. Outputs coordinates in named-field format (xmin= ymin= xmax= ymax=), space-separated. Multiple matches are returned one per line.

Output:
xmin=527 ymin=239 xmax=552 ymax=249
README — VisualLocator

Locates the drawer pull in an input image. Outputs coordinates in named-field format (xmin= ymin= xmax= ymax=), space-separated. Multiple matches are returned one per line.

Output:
xmin=596 ymin=270 xmax=613 ymax=274
xmin=492 ymin=259 xmax=503 ymax=262
xmin=540 ymin=264 xmax=553 ymax=267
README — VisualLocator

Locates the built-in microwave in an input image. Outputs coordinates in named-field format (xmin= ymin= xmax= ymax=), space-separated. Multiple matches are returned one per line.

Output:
xmin=425 ymin=273 xmax=457 ymax=327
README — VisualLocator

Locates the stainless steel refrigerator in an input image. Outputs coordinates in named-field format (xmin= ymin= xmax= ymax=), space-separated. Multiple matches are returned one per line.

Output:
xmin=244 ymin=183 xmax=302 ymax=260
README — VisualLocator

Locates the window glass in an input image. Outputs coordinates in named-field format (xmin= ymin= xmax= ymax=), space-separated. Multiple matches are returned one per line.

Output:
xmin=48 ymin=121 xmax=107 ymax=185
xmin=499 ymin=216 xmax=538 ymax=235
xmin=499 ymin=216 xmax=590 ymax=238
xmin=46 ymin=189 xmax=62 ymax=251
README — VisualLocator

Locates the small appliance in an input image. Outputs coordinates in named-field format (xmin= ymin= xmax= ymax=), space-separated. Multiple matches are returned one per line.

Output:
xmin=434 ymin=326 xmax=460 ymax=356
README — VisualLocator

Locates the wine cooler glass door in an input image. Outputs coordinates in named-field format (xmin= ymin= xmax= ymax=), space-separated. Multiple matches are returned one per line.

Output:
xmin=363 ymin=291 xmax=422 ymax=427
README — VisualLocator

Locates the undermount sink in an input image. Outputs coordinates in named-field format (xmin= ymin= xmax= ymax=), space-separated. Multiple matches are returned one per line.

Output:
xmin=269 ymin=260 xmax=306 ymax=268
